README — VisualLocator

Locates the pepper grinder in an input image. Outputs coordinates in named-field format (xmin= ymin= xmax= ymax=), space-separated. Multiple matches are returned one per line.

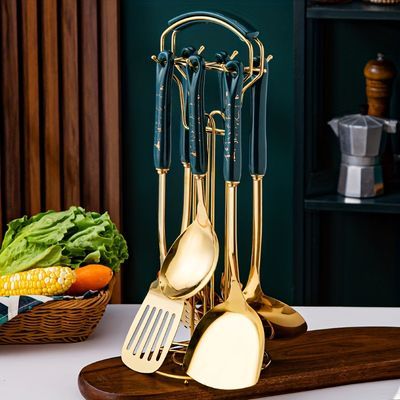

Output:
xmin=364 ymin=53 xmax=396 ymax=118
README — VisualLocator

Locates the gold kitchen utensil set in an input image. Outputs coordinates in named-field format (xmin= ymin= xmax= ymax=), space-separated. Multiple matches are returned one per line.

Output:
xmin=122 ymin=11 xmax=307 ymax=390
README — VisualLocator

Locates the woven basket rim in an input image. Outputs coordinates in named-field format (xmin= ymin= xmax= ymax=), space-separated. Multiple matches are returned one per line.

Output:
xmin=1 ymin=276 xmax=115 ymax=314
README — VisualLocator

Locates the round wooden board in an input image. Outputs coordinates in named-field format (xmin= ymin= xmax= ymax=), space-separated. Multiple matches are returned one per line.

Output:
xmin=79 ymin=327 xmax=400 ymax=399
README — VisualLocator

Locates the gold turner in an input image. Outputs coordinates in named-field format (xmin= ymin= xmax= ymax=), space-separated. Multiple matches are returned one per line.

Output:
xmin=121 ymin=50 xmax=184 ymax=373
xmin=183 ymin=60 xmax=264 ymax=390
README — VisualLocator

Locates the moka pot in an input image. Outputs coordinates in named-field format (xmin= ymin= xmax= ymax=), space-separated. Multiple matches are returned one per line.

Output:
xmin=328 ymin=114 xmax=398 ymax=198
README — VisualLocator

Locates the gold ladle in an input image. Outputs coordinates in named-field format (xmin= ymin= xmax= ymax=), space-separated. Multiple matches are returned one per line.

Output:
xmin=243 ymin=57 xmax=307 ymax=339
xmin=183 ymin=60 xmax=264 ymax=390
xmin=159 ymin=54 xmax=219 ymax=300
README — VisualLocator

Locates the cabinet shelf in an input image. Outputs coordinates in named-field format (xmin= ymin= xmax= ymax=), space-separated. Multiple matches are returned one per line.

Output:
xmin=294 ymin=0 xmax=400 ymax=305
xmin=307 ymin=1 xmax=400 ymax=21
xmin=305 ymin=192 xmax=400 ymax=214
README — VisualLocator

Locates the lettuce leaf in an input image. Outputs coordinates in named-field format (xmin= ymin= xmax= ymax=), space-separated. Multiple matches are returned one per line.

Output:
xmin=0 ymin=206 xmax=128 ymax=276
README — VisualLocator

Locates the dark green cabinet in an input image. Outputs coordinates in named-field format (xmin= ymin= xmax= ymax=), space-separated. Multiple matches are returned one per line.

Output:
xmin=295 ymin=1 xmax=400 ymax=306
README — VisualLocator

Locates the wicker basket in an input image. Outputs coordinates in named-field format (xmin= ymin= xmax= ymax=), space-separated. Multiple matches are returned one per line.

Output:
xmin=0 ymin=279 xmax=114 ymax=344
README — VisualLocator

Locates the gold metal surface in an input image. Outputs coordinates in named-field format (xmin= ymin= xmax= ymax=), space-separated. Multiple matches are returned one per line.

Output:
xmin=191 ymin=172 xmax=197 ymax=220
xmin=180 ymin=164 xmax=192 ymax=233
xmin=121 ymin=280 xmax=184 ymax=373
xmin=208 ymin=110 xmax=225 ymax=136
xmin=206 ymin=125 xmax=224 ymax=135
xmin=190 ymin=296 xmax=195 ymax=334
xmin=209 ymin=110 xmax=225 ymax=120
xmin=197 ymin=45 xmax=205 ymax=55
xmin=230 ymin=50 xmax=239 ymax=60
xmin=222 ymin=181 xmax=230 ymax=300
xmin=243 ymin=177 xmax=308 ymax=339
xmin=155 ymin=342 xmax=192 ymax=381
xmin=242 ymin=37 xmax=265 ymax=94
xmin=155 ymin=370 xmax=190 ymax=381
xmin=173 ymin=74 xmax=189 ymax=130
xmin=157 ymin=171 xmax=167 ymax=264
xmin=209 ymin=118 xmax=217 ymax=309
xmin=159 ymin=175 xmax=219 ymax=300
xmin=202 ymin=115 xmax=218 ymax=314
xmin=204 ymin=120 xmax=211 ymax=217
xmin=178 ymin=163 xmax=194 ymax=328
xmin=151 ymin=55 xmax=160 ymax=64
xmin=161 ymin=15 xmax=254 ymax=79
xmin=122 ymin=168 xmax=185 ymax=374
xmin=170 ymin=30 xmax=177 ymax=55
xmin=159 ymin=15 xmax=270 ymax=95
xmin=183 ymin=183 xmax=265 ymax=390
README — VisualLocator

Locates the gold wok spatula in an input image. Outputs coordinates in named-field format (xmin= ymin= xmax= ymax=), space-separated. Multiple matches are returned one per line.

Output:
xmin=121 ymin=50 xmax=184 ymax=374
xmin=183 ymin=60 xmax=265 ymax=390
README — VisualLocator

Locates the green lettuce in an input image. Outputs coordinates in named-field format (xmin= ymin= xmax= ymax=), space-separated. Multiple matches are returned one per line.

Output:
xmin=0 ymin=206 xmax=128 ymax=276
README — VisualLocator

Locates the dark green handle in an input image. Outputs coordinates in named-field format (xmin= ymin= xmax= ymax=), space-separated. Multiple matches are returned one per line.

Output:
xmin=168 ymin=11 xmax=259 ymax=40
xmin=186 ymin=55 xmax=207 ymax=175
xmin=249 ymin=58 xmax=269 ymax=176
xmin=179 ymin=47 xmax=196 ymax=165
xmin=222 ymin=60 xmax=244 ymax=183
xmin=153 ymin=50 xmax=174 ymax=170
xmin=216 ymin=51 xmax=229 ymax=112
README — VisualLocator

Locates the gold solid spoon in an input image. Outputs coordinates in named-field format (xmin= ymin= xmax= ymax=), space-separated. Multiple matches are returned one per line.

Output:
xmin=159 ymin=54 xmax=219 ymax=300
xmin=243 ymin=176 xmax=308 ymax=339
xmin=243 ymin=57 xmax=307 ymax=339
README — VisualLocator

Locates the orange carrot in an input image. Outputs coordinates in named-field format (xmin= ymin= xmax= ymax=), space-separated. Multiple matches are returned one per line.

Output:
xmin=67 ymin=264 xmax=113 ymax=295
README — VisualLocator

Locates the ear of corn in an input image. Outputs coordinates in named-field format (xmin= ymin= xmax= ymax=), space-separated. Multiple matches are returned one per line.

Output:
xmin=0 ymin=266 xmax=76 ymax=296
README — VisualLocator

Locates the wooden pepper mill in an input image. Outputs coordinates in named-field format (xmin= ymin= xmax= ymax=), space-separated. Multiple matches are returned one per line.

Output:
xmin=364 ymin=53 xmax=396 ymax=118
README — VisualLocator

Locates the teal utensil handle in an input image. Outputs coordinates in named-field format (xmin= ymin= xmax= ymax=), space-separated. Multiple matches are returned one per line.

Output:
xmin=222 ymin=60 xmax=244 ymax=183
xmin=179 ymin=47 xmax=196 ymax=165
xmin=153 ymin=50 xmax=174 ymax=170
xmin=216 ymin=51 xmax=229 ymax=112
xmin=249 ymin=58 xmax=269 ymax=176
xmin=186 ymin=55 xmax=207 ymax=175
xmin=168 ymin=11 xmax=259 ymax=40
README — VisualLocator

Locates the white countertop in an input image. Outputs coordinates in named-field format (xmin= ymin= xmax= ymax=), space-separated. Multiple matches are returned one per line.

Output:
xmin=0 ymin=305 xmax=400 ymax=400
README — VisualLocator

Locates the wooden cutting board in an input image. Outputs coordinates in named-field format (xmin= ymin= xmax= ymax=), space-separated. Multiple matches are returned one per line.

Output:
xmin=78 ymin=327 xmax=400 ymax=399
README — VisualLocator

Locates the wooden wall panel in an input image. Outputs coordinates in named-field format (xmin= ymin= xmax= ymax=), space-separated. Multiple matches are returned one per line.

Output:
xmin=81 ymin=0 xmax=101 ymax=213
xmin=100 ymin=0 xmax=121 ymax=229
xmin=61 ymin=0 xmax=80 ymax=208
xmin=0 ymin=0 xmax=123 ymax=302
xmin=0 ymin=0 xmax=22 ymax=224
xmin=100 ymin=0 xmax=122 ymax=302
xmin=42 ymin=0 xmax=61 ymax=211
xmin=21 ymin=0 xmax=41 ymax=216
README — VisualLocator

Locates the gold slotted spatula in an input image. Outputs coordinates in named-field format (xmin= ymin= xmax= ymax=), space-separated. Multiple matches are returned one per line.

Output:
xmin=121 ymin=50 xmax=184 ymax=373
xmin=122 ymin=280 xmax=184 ymax=373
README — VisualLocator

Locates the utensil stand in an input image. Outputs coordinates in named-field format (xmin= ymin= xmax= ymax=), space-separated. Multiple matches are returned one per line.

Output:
xmin=151 ymin=11 xmax=270 ymax=381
